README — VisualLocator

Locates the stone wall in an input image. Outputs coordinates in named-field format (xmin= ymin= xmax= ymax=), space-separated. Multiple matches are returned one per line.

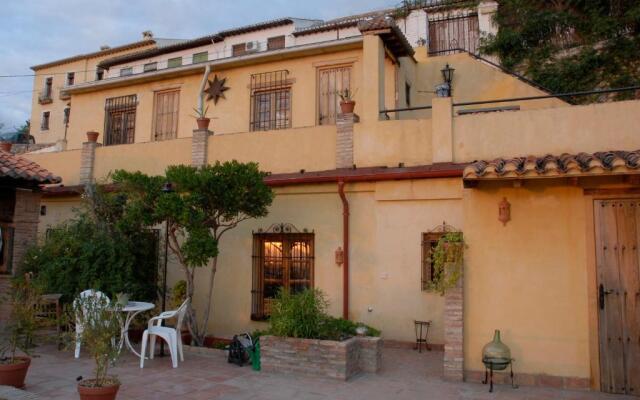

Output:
xmin=260 ymin=335 xmax=382 ymax=380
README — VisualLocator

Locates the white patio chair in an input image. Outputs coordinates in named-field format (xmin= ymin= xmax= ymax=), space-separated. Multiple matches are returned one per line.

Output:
xmin=74 ymin=289 xmax=110 ymax=359
xmin=140 ymin=298 xmax=190 ymax=368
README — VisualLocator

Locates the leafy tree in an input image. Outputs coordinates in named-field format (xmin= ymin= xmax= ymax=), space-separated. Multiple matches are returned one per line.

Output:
xmin=112 ymin=161 xmax=273 ymax=346
xmin=481 ymin=0 xmax=640 ymax=102
xmin=21 ymin=184 xmax=159 ymax=303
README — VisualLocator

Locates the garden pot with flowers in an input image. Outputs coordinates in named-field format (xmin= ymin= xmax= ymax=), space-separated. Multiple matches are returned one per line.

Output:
xmin=73 ymin=294 xmax=123 ymax=400
xmin=0 ymin=274 xmax=39 ymax=388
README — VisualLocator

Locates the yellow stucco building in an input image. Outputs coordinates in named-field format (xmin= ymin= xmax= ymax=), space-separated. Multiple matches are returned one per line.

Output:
xmin=21 ymin=2 xmax=640 ymax=395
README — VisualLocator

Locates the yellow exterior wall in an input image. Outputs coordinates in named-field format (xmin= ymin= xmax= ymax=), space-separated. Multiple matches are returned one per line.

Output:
xmin=463 ymin=183 xmax=590 ymax=378
xmin=94 ymin=137 xmax=192 ymax=180
xmin=454 ymin=99 xmax=640 ymax=163
xmin=25 ymin=150 xmax=82 ymax=185
xmin=354 ymin=119 xmax=432 ymax=168
xmin=170 ymin=178 xmax=462 ymax=344
xmin=208 ymin=126 xmax=335 ymax=174
xmin=30 ymin=43 xmax=156 ymax=144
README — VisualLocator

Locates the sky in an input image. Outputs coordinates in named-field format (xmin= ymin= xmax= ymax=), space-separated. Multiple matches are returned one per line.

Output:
xmin=0 ymin=0 xmax=395 ymax=132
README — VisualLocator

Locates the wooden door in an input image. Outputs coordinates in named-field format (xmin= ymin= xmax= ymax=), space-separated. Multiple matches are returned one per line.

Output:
xmin=595 ymin=199 xmax=640 ymax=395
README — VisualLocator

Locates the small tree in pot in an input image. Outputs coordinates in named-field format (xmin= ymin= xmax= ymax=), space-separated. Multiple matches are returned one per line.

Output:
xmin=337 ymin=88 xmax=357 ymax=114
xmin=0 ymin=274 xmax=39 ymax=388
xmin=193 ymin=105 xmax=210 ymax=130
xmin=73 ymin=295 xmax=123 ymax=400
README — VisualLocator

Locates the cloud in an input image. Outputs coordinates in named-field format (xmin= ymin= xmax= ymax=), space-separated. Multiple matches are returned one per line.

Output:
xmin=0 ymin=0 xmax=394 ymax=131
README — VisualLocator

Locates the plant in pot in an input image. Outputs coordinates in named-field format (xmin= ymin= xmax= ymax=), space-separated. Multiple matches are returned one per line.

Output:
xmin=193 ymin=104 xmax=210 ymax=130
xmin=427 ymin=232 xmax=464 ymax=295
xmin=0 ymin=274 xmax=39 ymax=388
xmin=337 ymin=88 xmax=357 ymax=114
xmin=73 ymin=294 xmax=123 ymax=400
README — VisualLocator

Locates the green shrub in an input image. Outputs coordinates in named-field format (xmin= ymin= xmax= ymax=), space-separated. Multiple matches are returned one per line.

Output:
xmin=268 ymin=288 xmax=380 ymax=340
xmin=269 ymin=288 xmax=328 ymax=339
xmin=21 ymin=216 xmax=158 ymax=304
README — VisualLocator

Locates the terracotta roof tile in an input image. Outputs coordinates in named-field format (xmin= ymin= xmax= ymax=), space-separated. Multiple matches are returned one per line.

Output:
xmin=463 ymin=150 xmax=640 ymax=181
xmin=0 ymin=150 xmax=61 ymax=184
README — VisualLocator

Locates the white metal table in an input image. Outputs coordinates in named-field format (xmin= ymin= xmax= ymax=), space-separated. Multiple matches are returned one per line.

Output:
xmin=118 ymin=301 xmax=155 ymax=358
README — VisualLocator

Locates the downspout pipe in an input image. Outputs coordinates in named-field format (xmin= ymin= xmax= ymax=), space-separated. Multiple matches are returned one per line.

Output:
xmin=338 ymin=180 xmax=350 ymax=320
xmin=198 ymin=64 xmax=211 ymax=113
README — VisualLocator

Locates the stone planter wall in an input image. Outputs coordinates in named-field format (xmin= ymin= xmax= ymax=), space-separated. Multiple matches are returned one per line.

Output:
xmin=260 ymin=335 xmax=382 ymax=380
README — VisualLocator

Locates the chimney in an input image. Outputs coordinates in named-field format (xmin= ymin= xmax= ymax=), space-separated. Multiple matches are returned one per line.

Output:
xmin=100 ymin=45 xmax=111 ymax=51
xmin=142 ymin=30 xmax=154 ymax=40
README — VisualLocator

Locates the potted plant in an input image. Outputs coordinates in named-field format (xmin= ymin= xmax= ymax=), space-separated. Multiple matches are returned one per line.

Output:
xmin=337 ymin=88 xmax=357 ymax=114
xmin=86 ymin=131 xmax=100 ymax=143
xmin=0 ymin=274 xmax=39 ymax=388
xmin=427 ymin=232 xmax=464 ymax=294
xmin=193 ymin=105 xmax=210 ymax=130
xmin=73 ymin=294 xmax=123 ymax=400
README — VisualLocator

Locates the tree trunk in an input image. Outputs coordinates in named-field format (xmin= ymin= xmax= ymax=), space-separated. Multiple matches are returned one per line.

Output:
xmin=196 ymin=256 xmax=218 ymax=346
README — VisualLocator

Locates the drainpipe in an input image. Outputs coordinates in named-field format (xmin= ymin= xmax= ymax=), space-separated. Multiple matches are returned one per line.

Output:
xmin=198 ymin=64 xmax=211 ymax=112
xmin=338 ymin=180 xmax=350 ymax=320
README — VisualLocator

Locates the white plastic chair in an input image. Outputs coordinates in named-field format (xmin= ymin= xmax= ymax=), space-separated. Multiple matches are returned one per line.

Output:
xmin=140 ymin=298 xmax=190 ymax=368
xmin=74 ymin=289 xmax=110 ymax=359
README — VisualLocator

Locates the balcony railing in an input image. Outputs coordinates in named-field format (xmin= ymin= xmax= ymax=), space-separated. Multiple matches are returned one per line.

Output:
xmin=38 ymin=90 xmax=53 ymax=104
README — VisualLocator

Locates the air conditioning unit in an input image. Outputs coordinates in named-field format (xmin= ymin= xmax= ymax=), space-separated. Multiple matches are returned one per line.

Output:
xmin=245 ymin=41 xmax=260 ymax=53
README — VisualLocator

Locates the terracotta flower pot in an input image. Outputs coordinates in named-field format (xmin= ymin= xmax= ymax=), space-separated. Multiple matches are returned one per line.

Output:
xmin=196 ymin=118 xmax=210 ymax=130
xmin=0 ymin=142 xmax=12 ymax=152
xmin=340 ymin=100 xmax=355 ymax=114
xmin=86 ymin=131 xmax=100 ymax=143
xmin=0 ymin=357 xmax=31 ymax=388
xmin=77 ymin=380 xmax=120 ymax=400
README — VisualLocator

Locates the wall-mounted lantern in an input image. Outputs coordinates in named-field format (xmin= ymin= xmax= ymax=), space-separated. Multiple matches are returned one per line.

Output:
xmin=335 ymin=246 xmax=344 ymax=267
xmin=436 ymin=63 xmax=455 ymax=97
xmin=498 ymin=197 xmax=511 ymax=226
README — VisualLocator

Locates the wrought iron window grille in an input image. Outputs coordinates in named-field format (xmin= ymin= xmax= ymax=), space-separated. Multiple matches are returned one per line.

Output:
xmin=249 ymin=70 xmax=292 ymax=132
xmin=427 ymin=11 xmax=479 ymax=56
xmin=104 ymin=95 xmax=138 ymax=146
xmin=251 ymin=222 xmax=314 ymax=320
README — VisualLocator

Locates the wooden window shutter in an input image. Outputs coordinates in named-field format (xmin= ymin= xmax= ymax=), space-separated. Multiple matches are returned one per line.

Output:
xmin=153 ymin=90 xmax=180 ymax=141
xmin=267 ymin=36 xmax=285 ymax=50
xmin=232 ymin=43 xmax=246 ymax=57
xmin=318 ymin=66 xmax=351 ymax=125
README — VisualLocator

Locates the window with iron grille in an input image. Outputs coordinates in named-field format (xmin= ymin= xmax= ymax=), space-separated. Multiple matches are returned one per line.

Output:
xmin=63 ymin=107 xmax=70 ymax=125
xmin=120 ymin=67 xmax=133 ymax=77
xmin=43 ymin=77 xmax=53 ymax=98
xmin=193 ymin=52 xmax=208 ymax=64
xmin=249 ymin=70 xmax=291 ymax=131
xmin=167 ymin=57 xmax=182 ymax=68
xmin=267 ymin=35 xmax=285 ymax=50
xmin=41 ymin=111 xmax=50 ymax=130
xmin=251 ymin=229 xmax=314 ymax=320
xmin=143 ymin=62 xmax=157 ymax=72
xmin=318 ymin=65 xmax=351 ymax=125
xmin=153 ymin=89 xmax=180 ymax=141
xmin=428 ymin=12 xmax=479 ymax=56
xmin=421 ymin=232 xmax=444 ymax=291
xmin=96 ymin=68 xmax=105 ymax=81
xmin=104 ymin=95 xmax=137 ymax=146
xmin=66 ymin=72 xmax=75 ymax=86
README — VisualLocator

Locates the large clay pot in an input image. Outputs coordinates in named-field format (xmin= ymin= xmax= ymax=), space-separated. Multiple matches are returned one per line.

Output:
xmin=77 ymin=380 xmax=120 ymax=400
xmin=339 ymin=101 xmax=355 ymax=114
xmin=86 ymin=131 xmax=100 ymax=143
xmin=0 ymin=357 xmax=31 ymax=388
xmin=196 ymin=118 xmax=210 ymax=130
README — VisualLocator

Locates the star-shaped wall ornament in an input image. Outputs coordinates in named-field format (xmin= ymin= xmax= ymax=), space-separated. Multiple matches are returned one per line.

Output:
xmin=204 ymin=75 xmax=230 ymax=105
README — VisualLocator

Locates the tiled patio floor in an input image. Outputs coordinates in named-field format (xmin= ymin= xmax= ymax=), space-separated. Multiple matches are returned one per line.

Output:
xmin=18 ymin=345 xmax=635 ymax=400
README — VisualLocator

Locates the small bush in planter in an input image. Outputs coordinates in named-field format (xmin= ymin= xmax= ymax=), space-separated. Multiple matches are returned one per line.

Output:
xmin=0 ymin=274 xmax=39 ymax=388
xmin=73 ymin=295 xmax=123 ymax=400
xmin=269 ymin=289 xmax=380 ymax=340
